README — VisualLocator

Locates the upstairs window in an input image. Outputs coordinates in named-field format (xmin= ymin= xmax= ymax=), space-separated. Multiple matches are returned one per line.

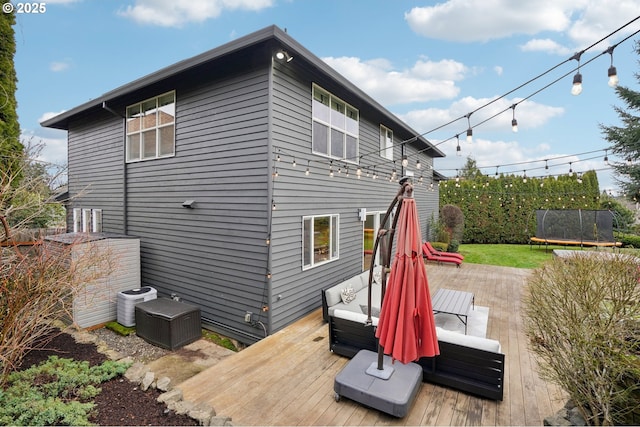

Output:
xmin=380 ymin=125 xmax=393 ymax=160
xmin=312 ymin=85 xmax=359 ymax=164
xmin=126 ymin=91 xmax=175 ymax=162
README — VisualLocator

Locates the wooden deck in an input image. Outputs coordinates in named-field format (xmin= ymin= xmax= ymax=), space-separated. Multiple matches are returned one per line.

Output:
xmin=179 ymin=263 xmax=567 ymax=425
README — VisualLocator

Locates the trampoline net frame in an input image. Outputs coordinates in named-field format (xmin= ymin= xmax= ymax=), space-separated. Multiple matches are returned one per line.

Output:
xmin=535 ymin=209 xmax=616 ymax=243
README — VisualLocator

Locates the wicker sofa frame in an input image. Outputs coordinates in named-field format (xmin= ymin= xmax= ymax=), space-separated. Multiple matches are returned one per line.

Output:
xmin=325 ymin=303 xmax=505 ymax=401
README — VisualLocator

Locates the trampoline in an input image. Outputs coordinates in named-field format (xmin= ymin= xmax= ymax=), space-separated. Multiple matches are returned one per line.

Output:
xmin=529 ymin=209 xmax=622 ymax=250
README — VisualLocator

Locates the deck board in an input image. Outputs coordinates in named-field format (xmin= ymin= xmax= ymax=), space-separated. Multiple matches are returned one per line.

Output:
xmin=179 ymin=263 xmax=567 ymax=426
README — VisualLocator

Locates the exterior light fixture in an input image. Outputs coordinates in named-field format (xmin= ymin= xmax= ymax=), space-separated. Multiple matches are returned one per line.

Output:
xmin=401 ymin=155 xmax=408 ymax=167
xmin=511 ymin=104 xmax=518 ymax=133
xmin=605 ymin=46 xmax=619 ymax=87
xmin=275 ymin=50 xmax=293 ymax=62
xmin=570 ymin=51 xmax=584 ymax=96
xmin=456 ymin=134 xmax=462 ymax=157
xmin=571 ymin=72 xmax=583 ymax=95
xmin=465 ymin=113 xmax=473 ymax=143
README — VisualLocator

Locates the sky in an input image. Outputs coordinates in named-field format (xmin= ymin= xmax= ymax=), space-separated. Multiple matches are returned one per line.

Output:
xmin=11 ymin=0 xmax=640 ymax=194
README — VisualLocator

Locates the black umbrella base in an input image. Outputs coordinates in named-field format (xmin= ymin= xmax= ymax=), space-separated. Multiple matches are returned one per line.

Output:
xmin=334 ymin=349 xmax=422 ymax=418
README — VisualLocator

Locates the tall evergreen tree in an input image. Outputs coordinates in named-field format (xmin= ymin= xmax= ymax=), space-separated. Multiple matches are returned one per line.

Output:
xmin=600 ymin=40 xmax=640 ymax=200
xmin=0 ymin=10 xmax=22 ymax=180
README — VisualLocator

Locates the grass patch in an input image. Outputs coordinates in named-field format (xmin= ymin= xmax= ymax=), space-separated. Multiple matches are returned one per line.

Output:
xmin=201 ymin=329 xmax=238 ymax=352
xmin=458 ymin=244 xmax=640 ymax=269
xmin=104 ymin=321 xmax=135 ymax=336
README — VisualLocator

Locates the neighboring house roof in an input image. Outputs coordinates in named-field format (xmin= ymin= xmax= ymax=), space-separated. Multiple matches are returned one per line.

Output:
xmin=41 ymin=25 xmax=444 ymax=158
xmin=432 ymin=170 xmax=448 ymax=181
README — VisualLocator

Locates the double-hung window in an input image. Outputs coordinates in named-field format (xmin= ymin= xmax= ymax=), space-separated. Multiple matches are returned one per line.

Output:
xmin=126 ymin=91 xmax=176 ymax=162
xmin=303 ymin=214 xmax=339 ymax=269
xmin=380 ymin=125 xmax=393 ymax=160
xmin=312 ymin=85 xmax=359 ymax=164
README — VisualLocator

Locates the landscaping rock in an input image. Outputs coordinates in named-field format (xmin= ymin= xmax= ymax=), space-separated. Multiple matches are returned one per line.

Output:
xmin=208 ymin=415 xmax=233 ymax=426
xmin=188 ymin=402 xmax=216 ymax=424
xmin=141 ymin=371 xmax=155 ymax=391
xmin=124 ymin=361 xmax=148 ymax=384
xmin=156 ymin=376 xmax=172 ymax=391
xmin=158 ymin=388 xmax=183 ymax=405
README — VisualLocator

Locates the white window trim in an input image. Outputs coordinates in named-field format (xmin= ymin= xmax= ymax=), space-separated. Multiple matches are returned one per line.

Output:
xmin=302 ymin=214 xmax=340 ymax=270
xmin=312 ymin=84 xmax=359 ymax=164
xmin=126 ymin=90 xmax=176 ymax=163
xmin=73 ymin=208 xmax=103 ymax=232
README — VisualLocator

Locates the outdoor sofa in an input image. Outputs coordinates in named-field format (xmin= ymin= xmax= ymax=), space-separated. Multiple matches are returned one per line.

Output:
xmin=321 ymin=276 xmax=505 ymax=401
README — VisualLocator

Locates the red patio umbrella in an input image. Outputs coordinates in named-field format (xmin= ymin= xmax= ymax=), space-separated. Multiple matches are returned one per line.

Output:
xmin=375 ymin=184 xmax=439 ymax=364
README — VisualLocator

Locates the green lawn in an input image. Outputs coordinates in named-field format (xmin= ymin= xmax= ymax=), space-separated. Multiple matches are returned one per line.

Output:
xmin=458 ymin=243 xmax=640 ymax=269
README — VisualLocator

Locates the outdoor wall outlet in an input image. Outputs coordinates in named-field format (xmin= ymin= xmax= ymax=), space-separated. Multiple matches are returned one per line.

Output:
xmin=244 ymin=311 xmax=253 ymax=323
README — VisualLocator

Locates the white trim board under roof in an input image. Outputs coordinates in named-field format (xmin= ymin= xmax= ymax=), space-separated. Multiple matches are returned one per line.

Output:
xmin=41 ymin=25 xmax=444 ymax=159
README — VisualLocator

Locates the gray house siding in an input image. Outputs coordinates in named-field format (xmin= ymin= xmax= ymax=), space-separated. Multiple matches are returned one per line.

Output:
xmin=47 ymin=26 xmax=444 ymax=345
xmin=66 ymin=111 xmax=125 ymax=233
xmin=267 ymin=63 xmax=439 ymax=332
xmin=124 ymin=67 xmax=272 ymax=343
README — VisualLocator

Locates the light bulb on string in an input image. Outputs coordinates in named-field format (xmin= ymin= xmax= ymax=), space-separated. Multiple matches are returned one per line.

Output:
xmin=465 ymin=113 xmax=473 ymax=143
xmin=401 ymin=156 xmax=408 ymax=167
xmin=416 ymin=159 xmax=421 ymax=169
xmin=305 ymin=160 xmax=310 ymax=176
xmin=456 ymin=134 xmax=462 ymax=157
xmin=511 ymin=104 xmax=518 ymax=132
xmin=570 ymin=51 xmax=583 ymax=96
xmin=605 ymin=46 xmax=619 ymax=87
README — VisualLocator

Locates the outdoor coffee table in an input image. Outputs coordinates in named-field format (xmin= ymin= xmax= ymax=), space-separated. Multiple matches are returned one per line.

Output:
xmin=431 ymin=289 xmax=475 ymax=334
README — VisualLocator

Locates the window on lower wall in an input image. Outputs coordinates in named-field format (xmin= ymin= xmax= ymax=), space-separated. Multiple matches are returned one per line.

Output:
xmin=73 ymin=208 xmax=103 ymax=232
xmin=126 ymin=91 xmax=175 ymax=162
xmin=303 ymin=214 xmax=339 ymax=269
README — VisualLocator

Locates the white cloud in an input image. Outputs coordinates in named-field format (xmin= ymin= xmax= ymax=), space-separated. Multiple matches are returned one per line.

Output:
xmin=400 ymin=96 xmax=564 ymax=136
xmin=404 ymin=0 xmax=637 ymax=54
xmin=21 ymin=130 xmax=68 ymax=167
xmin=405 ymin=1 xmax=571 ymax=42
xmin=321 ymin=56 xmax=466 ymax=106
xmin=494 ymin=66 xmax=503 ymax=76
xmin=50 ymin=61 xmax=71 ymax=72
xmin=520 ymin=38 xmax=572 ymax=55
xmin=119 ymin=0 xmax=274 ymax=27
xmin=39 ymin=111 xmax=66 ymax=124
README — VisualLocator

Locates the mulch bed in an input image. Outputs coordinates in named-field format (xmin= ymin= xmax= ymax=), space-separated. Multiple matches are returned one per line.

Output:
xmin=18 ymin=330 xmax=198 ymax=426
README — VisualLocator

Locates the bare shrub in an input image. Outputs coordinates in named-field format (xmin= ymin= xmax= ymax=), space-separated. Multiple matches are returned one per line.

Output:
xmin=523 ymin=254 xmax=640 ymax=426
xmin=0 ymin=147 xmax=113 ymax=385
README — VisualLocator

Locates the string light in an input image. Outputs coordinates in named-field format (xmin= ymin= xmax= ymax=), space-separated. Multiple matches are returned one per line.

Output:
xmin=604 ymin=151 xmax=609 ymax=165
xmin=570 ymin=51 xmax=584 ymax=96
xmin=605 ymin=46 xmax=619 ymax=87
xmin=416 ymin=159 xmax=421 ymax=169
xmin=292 ymin=157 xmax=296 ymax=167
xmin=401 ymin=155 xmax=408 ymax=167
xmin=511 ymin=104 xmax=518 ymax=133
xmin=305 ymin=160 xmax=310 ymax=176
xmin=465 ymin=113 xmax=473 ymax=143
xmin=456 ymin=134 xmax=461 ymax=157
xmin=329 ymin=161 xmax=334 ymax=177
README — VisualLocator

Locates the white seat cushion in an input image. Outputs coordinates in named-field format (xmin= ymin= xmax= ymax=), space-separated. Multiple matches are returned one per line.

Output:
xmin=436 ymin=327 xmax=501 ymax=353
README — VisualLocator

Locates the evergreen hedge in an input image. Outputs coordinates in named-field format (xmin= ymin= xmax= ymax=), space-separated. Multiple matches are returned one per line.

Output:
xmin=439 ymin=170 xmax=601 ymax=244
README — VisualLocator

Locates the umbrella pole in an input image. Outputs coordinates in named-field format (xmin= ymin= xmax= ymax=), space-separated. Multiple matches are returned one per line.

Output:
xmin=365 ymin=182 xmax=411 ymax=372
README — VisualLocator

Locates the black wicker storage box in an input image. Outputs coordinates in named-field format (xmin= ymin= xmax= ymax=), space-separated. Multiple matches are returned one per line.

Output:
xmin=135 ymin=298 xmax=201 ymax=350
